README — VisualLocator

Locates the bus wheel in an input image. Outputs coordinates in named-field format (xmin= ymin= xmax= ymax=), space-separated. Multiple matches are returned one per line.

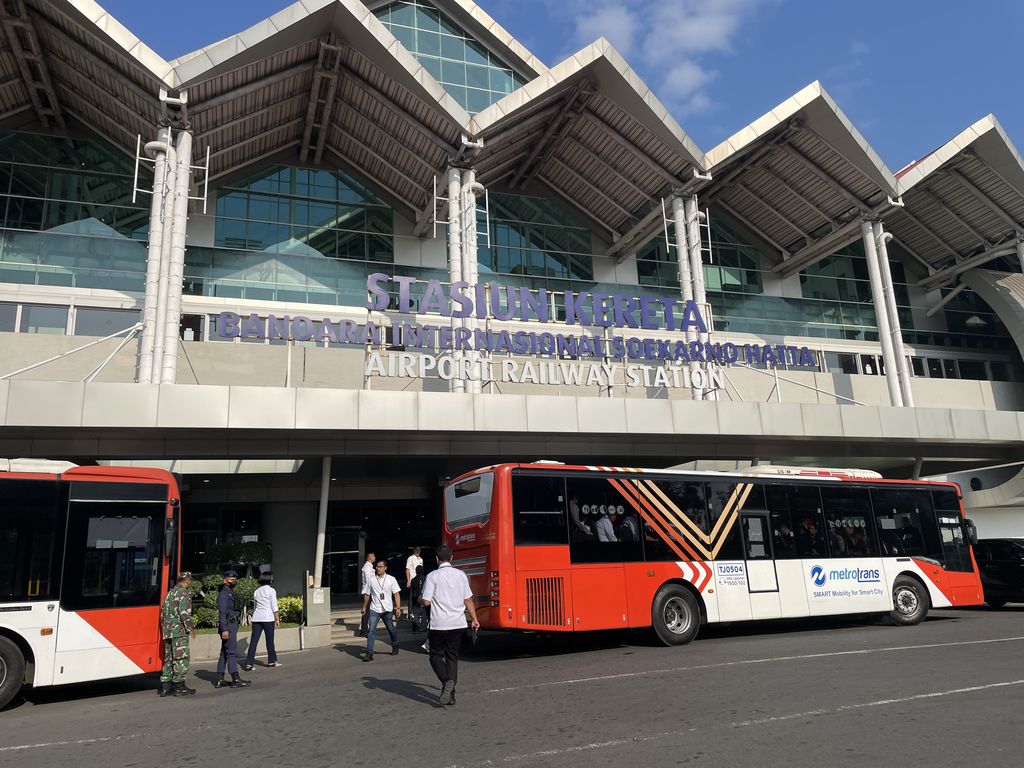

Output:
xmin=986 ymin=598 xmax=1007 ymax=609
xmin=652 ymin=585 xmax=700 ymax=646
xmin=0 ymin=636 xmax=26 ymax=710
xmin=890 ymin=576 xmax=928 ymax=626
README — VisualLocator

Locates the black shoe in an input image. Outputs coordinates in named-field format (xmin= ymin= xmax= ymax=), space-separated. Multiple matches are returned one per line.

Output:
xmin=159 ymin=681 xmax=173 ymax=697
xmin=391 ymin=646 xmax=399 ymax=656
xmin=230 ymin=673 xmax=251 ymax=688
xmin=172 ymin=681 xmax=196 ymax=697
xmin=363 ymin=653 xmax=374 ymax=662
xmin=214 ymin=678 xmax=229 ymax=689
xmin=439 ymin=680 xmax=453 ymax=705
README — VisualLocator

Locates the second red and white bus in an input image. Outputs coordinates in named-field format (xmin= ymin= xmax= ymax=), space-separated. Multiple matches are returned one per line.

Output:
xmin=0 ymin=462 xmax=182 ymax=709
xmin=443 ymin=463 xmax=983 ymax=645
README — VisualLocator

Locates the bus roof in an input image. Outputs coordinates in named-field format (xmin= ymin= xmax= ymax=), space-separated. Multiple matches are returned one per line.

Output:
xmin=447 ymin=462 xmax=960 ymax=493
xmin=0 ymin=460 xmax=178 ymax=488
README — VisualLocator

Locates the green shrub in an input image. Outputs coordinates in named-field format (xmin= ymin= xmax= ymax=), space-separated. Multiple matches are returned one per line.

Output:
xmin=278 ymin=594 xmax=303 ymax=624
xmin=202 ymin=588 xmax=219 ymax=610
xmin=193 ymin=606 xmax=218 ymax=629
xmin=235 ymin=577 xmax=258 ymax=610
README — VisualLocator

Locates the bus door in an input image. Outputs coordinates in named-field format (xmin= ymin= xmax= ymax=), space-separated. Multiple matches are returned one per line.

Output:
xmin=741 ymin=512 xmax=782 ymax=619
xmin=54 ymin=482 xmax=168 ymax=685
xmin=934 ymin=500 xmax=983 ymax=605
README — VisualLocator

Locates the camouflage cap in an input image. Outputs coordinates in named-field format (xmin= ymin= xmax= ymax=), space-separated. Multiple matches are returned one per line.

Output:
xmin=177 ymin=571 xmax=192 ymax=582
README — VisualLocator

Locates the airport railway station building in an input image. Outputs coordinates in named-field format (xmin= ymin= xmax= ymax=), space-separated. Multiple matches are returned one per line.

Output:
xmin=2 ymin=0 xmax=1024 ymax=595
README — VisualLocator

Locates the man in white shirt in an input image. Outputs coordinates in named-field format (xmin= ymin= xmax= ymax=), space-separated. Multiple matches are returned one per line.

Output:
xmin=361 ymin=559 xmax=401 ymax=661
xmin=243 ymin=576 xmax=280 ymax=670
xmin=358 ymin=552 xmax=376 ymax=638
xmin=420 ymin=544 xmax=480 ymax=705
xmin=405 ymin=547 xmax=423 ymax=589
xmin=595 ymin=507 xmax=618 ymax=542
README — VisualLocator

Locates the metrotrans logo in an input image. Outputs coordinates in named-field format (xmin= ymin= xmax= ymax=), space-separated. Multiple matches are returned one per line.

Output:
xmin=809 ymin=565 xmax=880 ymax=586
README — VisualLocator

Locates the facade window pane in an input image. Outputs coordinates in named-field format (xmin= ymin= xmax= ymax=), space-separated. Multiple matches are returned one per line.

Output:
xmin=19 ymin=304 xmax=67 ymax=334
xmin=0 ymin=302 xmax=15 ymax=332
xmin=482 ymin=193 xmax=593 ymax=280
xmin=73 ymin=307 xmax=140 ymax=337
xmin=375 ymin=0 xmax=528 ymax=114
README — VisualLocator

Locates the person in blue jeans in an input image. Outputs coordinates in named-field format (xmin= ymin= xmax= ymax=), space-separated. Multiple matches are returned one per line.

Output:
xmin=361 ymin=559 xmax=401 ymax=661
xmin=244 ymin=574 xmax=280 ymax=670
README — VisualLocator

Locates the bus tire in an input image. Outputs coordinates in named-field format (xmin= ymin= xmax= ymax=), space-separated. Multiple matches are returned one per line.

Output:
xmin=890 ymin=576 xmax=928 ymax=626
xmin=985 ymin=598 xmax=1007 ymax=609
xmin=652 ymin=584 xmax=700 ymax=646
xmin=0 ymin=635 xmax=26 ymax=710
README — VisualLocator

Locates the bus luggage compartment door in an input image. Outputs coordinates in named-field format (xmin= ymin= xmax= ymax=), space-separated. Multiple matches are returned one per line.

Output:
xmin=570 ymin=565 xmax=628 ymax=631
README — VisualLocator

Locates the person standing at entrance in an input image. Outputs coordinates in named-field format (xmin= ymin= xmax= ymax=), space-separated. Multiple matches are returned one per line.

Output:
xmin=215 ymin=570 xmax=251 ymax=689
xmin=159 ymin=571 xmax=196 ymax=697
xmin=420 ymin=545 xmax=480 ymax=705
xmin=361 ymin=559 xmax=401 ymax=661
xmin=405 ymin=547 xmax=423 ymax=618
xmin=358 ymin=552 xmax=376 ymax=637
xmin=243 ymin=574 xmax=280 ymax=670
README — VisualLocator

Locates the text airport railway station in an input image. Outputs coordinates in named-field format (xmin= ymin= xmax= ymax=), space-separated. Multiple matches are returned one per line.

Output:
xmin=1 ymin=0 xmax=1024 ymax=599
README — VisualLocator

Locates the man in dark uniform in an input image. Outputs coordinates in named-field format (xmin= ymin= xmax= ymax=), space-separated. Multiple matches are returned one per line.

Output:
xmin=215 ymin=570 xmax=251 ymax=689
xmin=159 ymin=571 xmax=196 ymax=697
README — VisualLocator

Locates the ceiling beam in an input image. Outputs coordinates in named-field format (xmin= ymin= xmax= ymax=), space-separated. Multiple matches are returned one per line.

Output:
xmin=300 ymin=39 xmax=342 ymax=164
xmin=536 ymin=176 xmax=618 ymax=241
xmin=195 ymin=92 xmax=306 ymax=137
xmin=191 ymin=61 xmax=315 ymax=113
xmin=946 ymin=167 xmax=1024 ymax=232
xmin=48 ymin=59 xmax=148 ymax=133
xmin=714 ymin=200 xmax=790 ymax=264
xmin=561 ymin=135 xmax=651 ymax=202
xmin=209 ymin=140 xmax=301 ymax=182
xmin=755 ymin=161 xmax=836 ymax=226
xmin=324 ymin=146 xmax=420 ymax=215
xmin=895 ymin=205 xmax=963 ymax=262
xmin=476 ymin=101 xmax=563 ymax=148
xmin=582 ymin=108 xmax=685 ymax=186
xmin=330 ymin=123 xmax=427 ymax=201
xmin=608 ymin=206 xmax=663 ymax=262
xmin=732 ymin=182 xmax=812 ymax=242
xmin=509 ymin=83 xmax=593 ymax=189
xmin=208 ymin=118 xmax=304 ymax=160
xmin=1 ymin=0 xmax=64 ymax=129
xmin=919 ymin=236 xmax=1019 ymax=290
xmin=779 ymin=140 xmax=872 ymax=213
xmin=543 ymin=156 xmax=635 ymax=221
xmin=773 ymin=218 xmax=863 ymax=277
xmin=919 ymin=186 xmax=991 ymax=247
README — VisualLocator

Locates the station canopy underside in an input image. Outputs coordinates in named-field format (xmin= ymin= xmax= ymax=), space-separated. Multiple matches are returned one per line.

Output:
xmin=0 ymin=0 xmax=1023 ymax=279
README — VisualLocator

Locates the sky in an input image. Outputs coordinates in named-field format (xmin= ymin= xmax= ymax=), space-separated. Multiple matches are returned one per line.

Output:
xmin=99 ymin=0 xmax=1024 ymax=170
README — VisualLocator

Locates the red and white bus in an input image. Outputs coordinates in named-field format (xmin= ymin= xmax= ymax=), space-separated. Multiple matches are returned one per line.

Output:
xmin=443 ymin=463 xmax=983 ymax=645
xmin=0 ymin=461 xmax=181 ymax=709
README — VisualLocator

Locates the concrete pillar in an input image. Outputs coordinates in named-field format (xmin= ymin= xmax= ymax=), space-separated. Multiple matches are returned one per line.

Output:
xmin=685 ymin=195 xmax=715 ymax=400
xmin=136 ymin=126 xmax=172 ymax=383
xmin=447 ymin=167 xmax=464 ymax=394
xmin=160 ymin=129 xmax=193 ymax=384
xmin=313 ymin=456 xmax=331 ymax=589
xmin=462 ymin=168 xmax=483 ymax=394
xmin=874 ymin=220 xmax=914 ymax=406
xmin=148 ymin=140 xmax=176 ymax=382
xmin=861 ymin=219 xmax=904 ymax=407
xmin=671 ymin=196 xmax=700 ymax=400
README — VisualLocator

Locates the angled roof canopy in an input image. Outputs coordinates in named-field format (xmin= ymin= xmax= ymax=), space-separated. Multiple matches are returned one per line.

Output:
xmin=468 ymin=38 xmax=706 ymax=245
xmin=703 ymin=81 xmax=898 ymax=278
xmin=888 ymin=115 xmax=1024 ymax=289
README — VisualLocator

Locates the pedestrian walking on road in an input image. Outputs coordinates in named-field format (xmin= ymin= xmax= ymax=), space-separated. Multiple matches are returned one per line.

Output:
xmin=420 ymin=545 xmax=480 ymax=705
xmin=159 ymin=571 xmax=197 ymax=697
xmin=405 ymin=547 xmax=423 ymax=593
xmin=410 ymin=564 xmax=428 ymax=632
xmin=215 ymin=570 xmax=251 ymax=689
xmin=358 ymin=552 xmax=376 ymax=637
xmin=361 ymin=559 xmax=402 ymax=662
xmin=243 ymin=574 xmax=280 ymax=670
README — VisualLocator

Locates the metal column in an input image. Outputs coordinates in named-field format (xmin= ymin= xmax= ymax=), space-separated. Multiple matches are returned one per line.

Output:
xmin=447 ymin=167 xmax=465 ymax=394
xmin=685 ymin=195 xmax=714 ymax=400
xmin=1017 ymin=233 xmax=1024 ymax=272
xmin=873 ymin=221 xmax=914 ymax=406
xmin=671 ymin=196 xmax=700 ymax=400
xmin=462 ymin=168 xmax=482 ymax=394
xmin=160 ymin=129 xmax=193 ymax=383
xmin=148 ymin=141 xmax=176 ymax=382
xmin=861 ymin=220 xmax=904 ymax=407
xmin=313 ymin=456 xmax=331 ymax=589
xmin=136 ymin=126 xmax=172 ymax=383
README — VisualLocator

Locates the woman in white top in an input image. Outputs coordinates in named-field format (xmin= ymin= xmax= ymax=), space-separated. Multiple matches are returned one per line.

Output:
xmin=243 ymin=575 xmax=281 ymax=670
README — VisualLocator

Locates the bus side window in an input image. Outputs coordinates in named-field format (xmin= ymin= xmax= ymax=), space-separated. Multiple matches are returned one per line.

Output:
xmin=0 ymin=478 xmax=65 ymax=601
xmin=764 ymin=484 xmax=799 ymax=559
xmin=870 ymin=488 xmax=942 ymax=561
xmin=706 ymin=480 xmax=756 ymax=561
xmin=819 ymin=486 xmax=878 ymax=557
xmin=565 ymin=476 xmax=643 ymax=563
xmin=933 ymin=489 xmax=972 ymax=572
xmin=788 ymin=485 xmax=827 ymax=558
xmin=511 ymin=474 xmax=567 ymax=546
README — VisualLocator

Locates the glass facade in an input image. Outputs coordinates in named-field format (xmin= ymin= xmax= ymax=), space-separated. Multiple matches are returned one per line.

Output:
xmin=374 ymin=0 xmax=527 ymax=114
xmin=479 ymin=193 xmax=593 ymax=281
xmin=0 ymin=131 xmax=150 ymax=293
xmin=192 ymin=165 xmax=394 ymax=305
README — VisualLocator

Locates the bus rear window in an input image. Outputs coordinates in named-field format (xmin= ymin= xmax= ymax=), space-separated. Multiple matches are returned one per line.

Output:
xmin=445 ymin=472 xmax=493 ymax=529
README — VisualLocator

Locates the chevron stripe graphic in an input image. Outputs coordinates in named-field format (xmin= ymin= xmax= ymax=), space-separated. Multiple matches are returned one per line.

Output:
xmin=608 ymin=477 xmax=753 ymax=591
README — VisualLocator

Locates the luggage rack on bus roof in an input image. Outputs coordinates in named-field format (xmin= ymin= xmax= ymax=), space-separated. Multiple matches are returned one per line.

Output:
xmin=740 ymin=465 xmax=883 ymax=480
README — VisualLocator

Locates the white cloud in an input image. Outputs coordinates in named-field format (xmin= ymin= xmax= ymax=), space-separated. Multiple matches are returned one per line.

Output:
xmin=554 ymin=0 xmax=763 ymax=116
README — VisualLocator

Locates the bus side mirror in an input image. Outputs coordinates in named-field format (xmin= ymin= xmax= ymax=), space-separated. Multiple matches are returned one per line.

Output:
xmin=965 ymin=519 xmax=978 ymax=546
xmin=164 ymin=516 xmax=177 ymax=556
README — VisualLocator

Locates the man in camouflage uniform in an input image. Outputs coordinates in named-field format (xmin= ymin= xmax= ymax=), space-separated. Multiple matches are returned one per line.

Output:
xmin=160 ymin=571 xmax=197 ymax=697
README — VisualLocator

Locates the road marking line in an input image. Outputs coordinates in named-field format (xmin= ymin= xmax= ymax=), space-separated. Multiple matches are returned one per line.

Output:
xmin=455 ymin=679 xmax=1024 ymax=767
xmin=485 ymin=634 xmax=1024 ymax=693
xmin=0 ymin=734 xmax=141 ymax=753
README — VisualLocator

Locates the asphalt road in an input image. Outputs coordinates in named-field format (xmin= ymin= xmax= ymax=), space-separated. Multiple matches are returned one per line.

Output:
xmin=2 ymin=607 xmax=1023 ymax=768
